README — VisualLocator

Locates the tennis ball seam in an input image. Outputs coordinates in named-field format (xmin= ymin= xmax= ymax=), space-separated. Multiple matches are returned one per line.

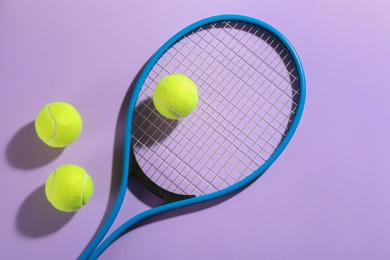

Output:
xmin=46 ymin=104 xmax=57 ymax=144
xmin=176 ymin=76 xmax=197 ymax=95
xmin=49 ymin=170 xmax=56 ymax=202
xmin=153 ymin=97 xmax=181 ymax=118
xmin=81 ymin=172 xmax=87 ymax=206
xmin=35 ymin=102 xmax=82 ymax=148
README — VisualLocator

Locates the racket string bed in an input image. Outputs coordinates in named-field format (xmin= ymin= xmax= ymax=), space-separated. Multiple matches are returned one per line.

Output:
xmin=132 ymin=113 xmax=237 ymax=194
xmin=157 ymin=29 xmax=288 ymax=149
xmin=169 ymin=24 xmax=297 ymax=139
xmin=134 ymin=107 xmax=250 ymax=195
xmin=132 ymin=20 xmax=300 ymax=196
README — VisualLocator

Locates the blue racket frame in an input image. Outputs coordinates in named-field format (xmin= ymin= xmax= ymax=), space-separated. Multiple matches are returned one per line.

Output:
xmin=80 ymin=14 xmax=306 ymax=259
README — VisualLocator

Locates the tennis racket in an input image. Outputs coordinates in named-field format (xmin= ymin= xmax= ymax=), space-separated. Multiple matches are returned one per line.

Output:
xmin=80 ymin=14 xmax=306 ymax=259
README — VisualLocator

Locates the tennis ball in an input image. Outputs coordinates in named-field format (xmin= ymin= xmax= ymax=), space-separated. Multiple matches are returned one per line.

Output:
xmin=45 ymin=164 xmax=94 ymax=212
xmin=35 ymin=102 xmax=82 ymax=147
xmin=153 ymin=74 xmax=198 ymax=119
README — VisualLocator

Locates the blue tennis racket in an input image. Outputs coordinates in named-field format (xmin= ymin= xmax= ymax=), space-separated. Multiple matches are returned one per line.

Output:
xmin=80 ymin=14 xmax=306 ymax=259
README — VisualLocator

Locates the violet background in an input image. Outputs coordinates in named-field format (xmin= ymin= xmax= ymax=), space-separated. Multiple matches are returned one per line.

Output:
xmin=1 ymin=0 xmax=390 ymax=259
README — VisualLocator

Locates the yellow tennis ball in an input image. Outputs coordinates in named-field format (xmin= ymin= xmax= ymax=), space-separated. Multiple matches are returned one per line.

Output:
xmin=35 ymin=102 xmax=82 ymax=147
xmin=45 ymin=164 xmax=94 ymax=212
xmin=153 ymin=74 xmax=198 ymax=119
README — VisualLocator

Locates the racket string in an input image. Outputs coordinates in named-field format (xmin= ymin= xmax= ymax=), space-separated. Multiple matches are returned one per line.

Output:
xmin=144 ymin=24 xmax=272 ymax=169
xmin=139 ymin=32 xmax=290 ymax=193
xmin=133 ymin=20 xmax=300 ymax=196
xmin=134 ymin=110 xmax=250 ymax=195
xmin=179 ymin=23 xmax=298 ymax=128
xmin=164 ymin=29 xmax=293 ymax=146
xmin=175 ymin=32 xmax=294 ymax=153
xmin=133 ymin=93 xmax=262 ymax=194
xmin=132 ymin=99 xmax=254 ymax=194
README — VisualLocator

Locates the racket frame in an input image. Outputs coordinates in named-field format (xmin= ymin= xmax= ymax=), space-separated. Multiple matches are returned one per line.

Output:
xmin=81 ymin=14 xmax=306 ymax=259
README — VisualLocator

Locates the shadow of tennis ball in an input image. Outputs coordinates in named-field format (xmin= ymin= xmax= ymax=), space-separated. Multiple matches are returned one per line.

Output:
xmin=132 ymin=98 xmax=178 ymax=148
xmin=6 ymin=122 xmax=64 ymax=169
xmin=16 ymin=185 xmax=75 ymax=237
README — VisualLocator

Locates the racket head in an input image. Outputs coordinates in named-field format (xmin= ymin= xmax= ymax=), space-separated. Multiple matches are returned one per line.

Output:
xmin=83 ymin=14 xmax=306 ymax=259
xmin=127 ymin=14 xmax=306 ymax=204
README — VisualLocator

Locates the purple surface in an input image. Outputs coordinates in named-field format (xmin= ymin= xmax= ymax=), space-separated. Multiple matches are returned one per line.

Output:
xmin=1 ymin=1 xmax=390 ymax=259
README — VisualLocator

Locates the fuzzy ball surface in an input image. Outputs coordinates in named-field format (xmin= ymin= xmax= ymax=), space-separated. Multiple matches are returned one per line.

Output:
xmin=35 ymin=102 xmax=82 ymax=147
xmin=45 ymin=164 xmax=94 ymax=212
xmin=153 ymin=74 xmax=198 ymax=119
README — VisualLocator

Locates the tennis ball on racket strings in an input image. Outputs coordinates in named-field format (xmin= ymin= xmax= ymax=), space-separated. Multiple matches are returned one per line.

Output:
xmin=35 ymin=102 xmax=82 ymax=147
xmin=153 ymin=74 xmax=198 ymax=119
xmin=45 ymin=164 xmax=94 ymax=212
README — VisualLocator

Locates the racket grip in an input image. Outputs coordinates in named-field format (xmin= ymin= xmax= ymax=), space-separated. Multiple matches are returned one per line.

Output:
xmin=130 ymin=148 xmax=195 ymax=204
